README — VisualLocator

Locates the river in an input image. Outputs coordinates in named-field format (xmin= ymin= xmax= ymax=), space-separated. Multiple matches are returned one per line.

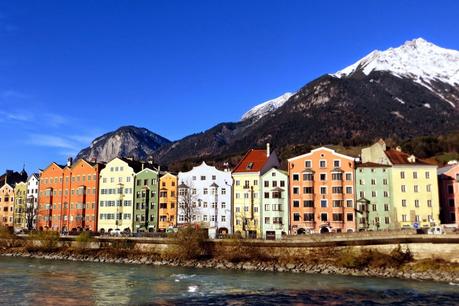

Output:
xmin=0 ymin=256 xmax=458 ymax=305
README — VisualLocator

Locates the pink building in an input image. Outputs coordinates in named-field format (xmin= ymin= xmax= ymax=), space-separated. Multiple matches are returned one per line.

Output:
xmin=438 ymin=161 xmax=459 ymax=226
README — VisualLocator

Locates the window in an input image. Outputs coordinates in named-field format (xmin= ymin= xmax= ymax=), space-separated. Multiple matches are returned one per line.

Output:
xmin=448 ymin=199 xmax=454 ymax=207
xmin=264 ymin=181 xmax=269 ymax=187
xmin=304 ymin=213 xmax=314 ymax=221
xmin=332 ymin=186 xmax=343 ymax=194
xmin=359 ymin=179 xmax=364 ymax=185
xmin=293 ymin=187 xmax=299 ymax=195
xmin=320 ymin=200 xmax=327 ymax=208
xmin=203 ymin=188 xmax=208 ymax=195
xmin=426 ymin=184 xmax=431 ymax=192
xmin=264 ymin=217 xmax=270 ymax=224
xmin=345 ymin=186 xmax=353 ymax=194
xmin=201 ymin=176 xmax=206 ymax=180
xmin=303 ymin=200 xmax=313 ymax=207
xmin=385 ymin=217 xmax=390 ymax=224
xmin=333 ymin=200 xmax=342 ymax=207
xmin=425 ymin=171 xmax=430 ymax=179
xmin=303 ymin=187 xmax=313 ymax=194
xmin=371 ymin=191 xmax=377 ymax=197
xmin=320 ymin=173 xmax=326 ymax=181
xmin=414 ymin=185 xmax=419 ymax=193
xmin=293 ymin=200 xmax=300 ymax=208
xmin=332 ymin=213 xmax=343 ymax=221
xmin=402 ymin=214 xmax=407 ymax=222
xmin=345 ymin=173 xmax=352 ymax=181
xmin=264 ymin=204 xmax=270 ymax=211
xmin=212 ymin=175 xmax=216 ymax=180
xmin=448 ymin=185 xmax=454 ymax=194
xmin=292 ymin=174 xmax=299 ymax=181
xmin=320 ymin=186 xmax=326 ymax=194
xmin=384 ymin=203 xmax=389 ymax=211
xmin=402 ymin=199 xmax=407 ymax=207
xmin=333 ymin=160 xmax=340 ymax=167
xmin=413 ymin=171 xmax=418 ymax=179
xmin=347 ymin=213 xmax=354 ymax=221
xmin=332 ymin=173 xmax=343 ymax=180
xmin=305 ymin=160 xmax=312 ymax=168
xmin=372 ymin=204 xmax=377 ymax=211
xmin=293 ymin=213 xmax=300 ymax=221
xmin=303 ymin=173 xmax=313 ymax=181
xmin=346 ymin=200 xmax=353 ymax=208
xmin=415 ymin=200 xmax=420 ymax=208
xmin=400 ymin=171 xmax=405 ymax=179
xmin=383 ymin=191 xmax=389 ymax=197
xmin=383 ymin=179 xmax=388 ymax=185
xmin=319 ymin=160 xmax=326 ymax=168
xmin=371 ymin=179 xmax=376 ymax=185
xmin=321 ymin=213 xmax=328 ymax=221
xmin=401 ymin=185 xmax=406 ymax=192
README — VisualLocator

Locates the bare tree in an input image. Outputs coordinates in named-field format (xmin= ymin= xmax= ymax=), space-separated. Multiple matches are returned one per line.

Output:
xmin=25 ymin=198 xmax=36 ymax=231
xmin=177 ymin=180 xmax=198 ymax=226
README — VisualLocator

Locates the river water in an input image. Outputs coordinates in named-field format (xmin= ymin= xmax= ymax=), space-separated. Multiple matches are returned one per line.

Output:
xmin=0 ymin=256 xmax=458 ymax=305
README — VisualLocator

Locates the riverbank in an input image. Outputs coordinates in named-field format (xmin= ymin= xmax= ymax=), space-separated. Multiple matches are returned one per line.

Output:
xmin=1 ymin=246 xmax=458 ymax=284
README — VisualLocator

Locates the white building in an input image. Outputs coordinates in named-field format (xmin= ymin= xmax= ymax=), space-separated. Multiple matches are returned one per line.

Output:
xmin=26 ymin=173 xmax=39 ymax=230
xmin=177 ymin=162 xmax=232 ymax=238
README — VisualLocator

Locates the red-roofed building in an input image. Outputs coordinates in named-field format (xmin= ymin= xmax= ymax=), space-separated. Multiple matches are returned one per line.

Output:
xmin=232 ymin=144 xmax=280 ymax=238
xmin=438 ymin=161 xmax=459 ymax=226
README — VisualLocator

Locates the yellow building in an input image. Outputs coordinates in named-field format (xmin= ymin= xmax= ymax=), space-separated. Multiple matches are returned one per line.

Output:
xmin=362 ymin=141 xmax=440 ymax=229
xmin=0 ymin=184 xmax=15 ymax=227
xmin=13 ymin=182 xmax=27 ymax=230
xmin=98 ymin=158 xmax=143 ymax=234
xmin=158 ymin=172 xmax=177 ymax=231
xmin=232 ymin=145 xmax=279 ymax=238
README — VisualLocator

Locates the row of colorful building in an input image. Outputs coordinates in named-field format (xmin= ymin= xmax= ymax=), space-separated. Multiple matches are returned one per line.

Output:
xmin=0 ymin=140 xmax=458 ymax=239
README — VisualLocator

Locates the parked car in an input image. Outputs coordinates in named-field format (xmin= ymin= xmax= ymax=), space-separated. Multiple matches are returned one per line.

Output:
xmin=427 ymin=226 xmax=444 ymax=235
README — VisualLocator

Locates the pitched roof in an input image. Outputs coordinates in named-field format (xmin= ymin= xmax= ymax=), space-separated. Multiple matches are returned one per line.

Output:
xmin=357 ymin=162 xmax=391 ymax=168
xmin=232 ymin=149 xmax=269 ymax=173
xmin=384 ymin=149 xmax=436 ymax=166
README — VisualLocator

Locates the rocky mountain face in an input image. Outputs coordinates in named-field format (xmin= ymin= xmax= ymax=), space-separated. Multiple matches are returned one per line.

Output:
xmin=76 ymin=38 xmax=459 ymax=167
xmin=76 ymin=126 xmax=171 ymax=163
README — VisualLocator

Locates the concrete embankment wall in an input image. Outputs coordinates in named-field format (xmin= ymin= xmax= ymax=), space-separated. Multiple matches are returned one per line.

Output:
xmin=33 ymin=235 xmax=458 ymax=262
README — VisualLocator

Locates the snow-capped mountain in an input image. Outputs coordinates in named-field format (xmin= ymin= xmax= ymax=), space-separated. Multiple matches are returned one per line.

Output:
xmin=241 ymin=92 xmax=295 ymax=121
xmin=333 ymin=38 xmax=459 ymax=89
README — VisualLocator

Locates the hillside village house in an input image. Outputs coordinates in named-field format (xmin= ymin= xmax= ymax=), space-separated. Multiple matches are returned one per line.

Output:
xmin=133 ymin=166 xmax=160 ymax=232
xmin=177 ymin=162 xmax=233 ymax=238
xmin=355 ymin=162 xmax=395 ymax=231
xmin=158 ymin=172 xmax=177 ymax=231
xmin=0 ymin=183 xmax=15 ymax=226
xmin=13 ymin=182 xmax=27 ymax=230
xmin=38 ymin=159 xmax=102 ymax=232
xmin=260 ymin=167 xmax=289 ymax=239
xmin=438 ymin=161 xmax=459 ymax=226
xmin=26 ymin=173 xmax=40 ymax=230
xmin=232 ymin=144 xmax=280 ymax=239
xmin=288 ymin=147 xmax=356 ymax=234
xmin=361 ymin=141 xmax=440 ymax=229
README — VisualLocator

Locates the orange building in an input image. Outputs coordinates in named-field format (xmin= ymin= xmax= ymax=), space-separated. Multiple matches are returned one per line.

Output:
xmin=37 ymin=158 xmax=103 ymax=232
xmin=0 ymin=184 xmax=15 ymax=226
xmin=158 ymin=172 xmax=177 ymax=231
xmin=288 ymin=147 xmax=356 ymax=234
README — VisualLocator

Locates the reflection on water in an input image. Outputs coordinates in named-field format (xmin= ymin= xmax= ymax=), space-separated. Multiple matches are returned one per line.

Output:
xmin=0 ymin=256 xmax=458 ymax=305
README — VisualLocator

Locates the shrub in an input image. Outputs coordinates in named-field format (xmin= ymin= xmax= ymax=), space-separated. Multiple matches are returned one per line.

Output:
xmin=75 ymin=231 xmax=95 ymax=249
xmin=27 ymin=230 xmax=60 ymax=252
xmin=170 ymin=226 xmax=209 ymax=260
xmin=0 ymin=225 xmax=17 ymax=247
xmin=335 ymin=246 xmax=413 ymax=269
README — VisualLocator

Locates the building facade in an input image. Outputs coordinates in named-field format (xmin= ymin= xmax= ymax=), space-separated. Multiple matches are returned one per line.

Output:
xmin=438 ymin=161 xmax=459 ymax=226
xmin=177 ymin=162 xmax=232 ymax=237
xmin=362 ymin=141 xmax=440 ymax=229
xmin=355 ymin=163 xmax=395 ymax=231
xmin=26 ymin=174 xmax=40 ymax=230
xmin=133 ymin=167 xmax=159 ymax=232
xmin=98 ymin=158 xmax=141 ymax=234
xmin=13 ymin=182 xmax=27 ymax=230
xmin=0 ymin=183 xmax=15 ymax=227
xmin=232 ymin=145 xmax=280 ymax=239
xmin=158 ymin=173 xmax=177 ymax=231
xmin=288 ymin=147 xmax=356 ymax=234
xmin=260 ymin=168 xmax=289 ymax=239
xmin=37 ymin=159 xmax=102 ymax=232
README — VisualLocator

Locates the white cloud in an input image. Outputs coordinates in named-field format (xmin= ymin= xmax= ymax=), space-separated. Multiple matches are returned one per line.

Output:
xmin=27 ymin=134 xmax=79 ymax=150
xmin=0 ymin=110 xmax=33 ymax=122
xmin=43 ymin=113 xmax=68 ymax=127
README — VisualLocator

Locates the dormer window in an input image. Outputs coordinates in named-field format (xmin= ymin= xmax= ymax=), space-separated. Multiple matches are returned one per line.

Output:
xmin=246 ymin=162 xmax=254 ymax=170
xmin=407 ymin=155 xmax=416 ymax=163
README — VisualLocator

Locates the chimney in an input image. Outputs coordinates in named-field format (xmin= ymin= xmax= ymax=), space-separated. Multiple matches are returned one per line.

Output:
xmin=266 ymin=143 xmax=270 ymax=157
xmin=67 ymin=157 xmax=73 ymax=167
xmin=141 ymin=162 xmax=145 ymax=170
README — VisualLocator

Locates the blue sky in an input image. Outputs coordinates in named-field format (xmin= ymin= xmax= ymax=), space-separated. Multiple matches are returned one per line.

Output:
xmin=0 ymin=0 xmax=458 ymax=173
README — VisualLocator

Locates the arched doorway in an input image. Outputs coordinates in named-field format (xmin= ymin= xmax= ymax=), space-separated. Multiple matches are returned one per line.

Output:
xmin=297 ymin=228 xmax=306 ymax=235
xmin=320 ymin=226 xmax=331 ymax=234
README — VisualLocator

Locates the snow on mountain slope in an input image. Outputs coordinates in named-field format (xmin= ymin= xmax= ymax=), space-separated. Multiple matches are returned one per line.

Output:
xmin=241 ymin=92 xmax=295 ymax=121
xmin=333 ymin=38 xmax=459 ymax=88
